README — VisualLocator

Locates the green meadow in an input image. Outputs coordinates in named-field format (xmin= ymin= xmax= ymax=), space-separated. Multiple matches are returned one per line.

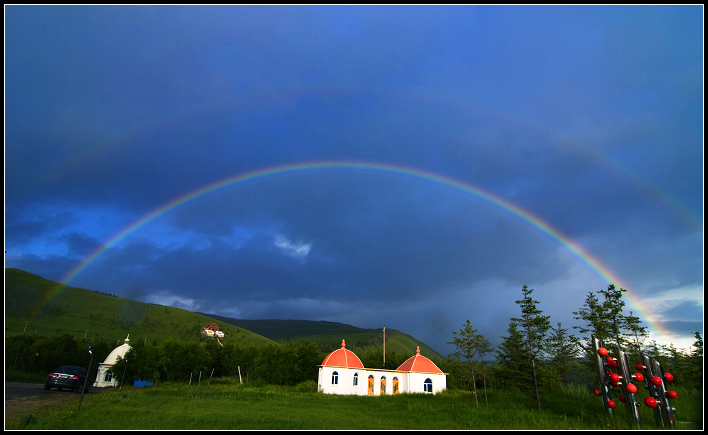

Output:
xmin=7 ymin=380 xmax=702 ymax=430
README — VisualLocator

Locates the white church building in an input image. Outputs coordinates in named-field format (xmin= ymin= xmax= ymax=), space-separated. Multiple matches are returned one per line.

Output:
xmin=317 ymin=340 xmax=447 ymax=396
xmin=93 ymin=335 xmax=132 ymax=388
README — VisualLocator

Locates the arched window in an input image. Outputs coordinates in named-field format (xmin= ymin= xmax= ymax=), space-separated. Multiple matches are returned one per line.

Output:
xmin=353 ymin=372 xmax=359 ymax=386
xmin=423 ymin=378 xmax=433 ymax=393
xmin=331 ymin=371 xmax=339 ymax=385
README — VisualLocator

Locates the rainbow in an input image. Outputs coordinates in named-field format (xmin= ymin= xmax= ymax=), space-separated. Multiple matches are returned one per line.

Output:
xmin=43 ymin=160 xmax=670 ymax=339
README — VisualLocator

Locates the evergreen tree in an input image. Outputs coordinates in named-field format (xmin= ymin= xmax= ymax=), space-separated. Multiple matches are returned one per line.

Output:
xmin=686 ymin=331 xmax=703 ymax=388
xmin=512 ymin=285 xmax=551 ymax=410
xmin=625 ymin=310 xmax=649 ymax=358
xmin=573 ymin=284 xmax=647 ymax=354
xmin=546 ymin=322 xmax=580 ymax=384
xmin=495 ymin=320 xmax=531 ymax=391
xmin=447 ymin=319 xmax=489 ymax=407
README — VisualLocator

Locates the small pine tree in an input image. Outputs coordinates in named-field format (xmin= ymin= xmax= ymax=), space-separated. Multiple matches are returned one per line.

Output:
xmin=546 ymin=322 xmax=580 ymax=384
xmin=447 ymin=319 xmax=489 ymax=407
xmin=495 ymin=320 xmax=532 ymax=391
xmin=512 ymin=285 xmax=551 ymax=411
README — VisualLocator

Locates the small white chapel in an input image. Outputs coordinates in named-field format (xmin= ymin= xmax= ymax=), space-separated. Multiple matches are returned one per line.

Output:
xmin=93 ymin=335 xmax=132 ymax=388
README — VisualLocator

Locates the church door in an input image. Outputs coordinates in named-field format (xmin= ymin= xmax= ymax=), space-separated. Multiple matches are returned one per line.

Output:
xmin=367 ymin=375 xmax=375 ymax=395
xmin=393 ymin=377 xmax=399 ymax=395
xmin=380 ymin=376 xmax=387 ymax=395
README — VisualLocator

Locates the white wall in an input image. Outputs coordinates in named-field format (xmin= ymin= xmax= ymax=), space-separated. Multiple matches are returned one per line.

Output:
xmin=318 ymin=366 xmax=446 ymax=396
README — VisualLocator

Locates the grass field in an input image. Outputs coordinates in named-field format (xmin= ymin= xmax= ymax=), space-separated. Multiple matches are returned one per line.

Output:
xmin=7 ymin=380 xmax=702 ymax=430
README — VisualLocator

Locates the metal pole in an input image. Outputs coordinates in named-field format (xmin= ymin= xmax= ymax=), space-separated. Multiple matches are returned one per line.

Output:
xmin=79 ymin=346 xmax=93 ymax=409
xmin=383 ymin=326 xmax=386 ymax=366
xmin=120 ymin=359 xmax=128 ymax=391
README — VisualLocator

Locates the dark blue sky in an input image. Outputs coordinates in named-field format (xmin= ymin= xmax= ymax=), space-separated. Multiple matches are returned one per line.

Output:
xmin=5 ymin=5 xmax=703 ymax=354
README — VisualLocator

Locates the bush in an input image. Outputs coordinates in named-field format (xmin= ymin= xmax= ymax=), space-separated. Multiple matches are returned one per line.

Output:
xmin=294 ymin=379 xmax=318 ymax=393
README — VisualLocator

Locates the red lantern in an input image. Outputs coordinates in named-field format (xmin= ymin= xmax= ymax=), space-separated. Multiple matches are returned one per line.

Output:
xmin=607 ymin=400 xmax=616 ymax=408
xmin=626 ymin=383 xmax=637 ymax=394
xmin=594 ymin=389 xmax=600 ymax=396
xmin=650 ymin=376 xmax=663 ymax=386
xmin=664 ymin=372 xmax=674 ymax=382
xmin=608 ymin=360 xmax=619 ymax=369
xmin=635 ymin=363 xmax=645 ymax=371
xmin=666 ymin=390 xmax=677 ymax=399
xmin=633 ymin=372 xmax=644 ymax=382
xmin=644 ymin=397 xmax=658 ymax=408
xmin=606 ymin=356 xmax=614 ymax=362
xmin=610 ymin=373 xmax=620 ymax=383
xmin=619 ymin=395 xmax=626 ymax=403
xmin=598 ymin=347 xmax=608 ymax=356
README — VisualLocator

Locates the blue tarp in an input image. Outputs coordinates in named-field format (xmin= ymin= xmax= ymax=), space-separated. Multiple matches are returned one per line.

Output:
xmin=133 ymin=379 xmax=154 ymax=387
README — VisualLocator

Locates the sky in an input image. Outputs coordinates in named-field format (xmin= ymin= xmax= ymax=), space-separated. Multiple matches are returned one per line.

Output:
xmin=4 ymin=5 xmax=703 ymax=356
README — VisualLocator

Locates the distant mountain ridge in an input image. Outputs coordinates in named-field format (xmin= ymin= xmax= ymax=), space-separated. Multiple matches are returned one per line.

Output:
xmin=4 ymin=268 xmax=443 ymax=359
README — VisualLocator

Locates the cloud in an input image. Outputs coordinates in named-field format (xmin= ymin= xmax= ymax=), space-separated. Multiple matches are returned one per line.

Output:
xmin=273 ymin=235 xmax=312 ymax=259
xmin=4 ymin=6 xmax=702 ymax=355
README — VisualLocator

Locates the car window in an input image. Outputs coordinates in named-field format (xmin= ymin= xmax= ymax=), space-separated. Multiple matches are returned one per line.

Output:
xmin=56 ymin=366 xmax=85 ymax=375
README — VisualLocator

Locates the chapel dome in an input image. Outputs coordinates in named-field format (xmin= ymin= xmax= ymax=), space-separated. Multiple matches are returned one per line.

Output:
xmin=102 ymin=335 xmax=132 ymax=365
xmin=321 ymin=339 xmax=364 ymax=369
xmin=396 ymin=346 xmax=443 ymax=374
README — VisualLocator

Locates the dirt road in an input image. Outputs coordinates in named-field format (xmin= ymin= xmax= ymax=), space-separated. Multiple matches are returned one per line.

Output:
xmin=5 ymin=382 xmax=104 ymax=423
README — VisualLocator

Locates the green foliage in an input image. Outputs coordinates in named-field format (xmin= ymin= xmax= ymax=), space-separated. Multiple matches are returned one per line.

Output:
xmin=495 ymin=321 xmax=533 ymax=392
xmin=294 ymin=379 xmax=318 ymax=393
xmin=545 ymin=322 xmax=580 ymax=384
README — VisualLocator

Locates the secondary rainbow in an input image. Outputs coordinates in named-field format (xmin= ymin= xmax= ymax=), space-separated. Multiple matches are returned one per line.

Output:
xmin=47 ymin=160 xmax=669 ymax=339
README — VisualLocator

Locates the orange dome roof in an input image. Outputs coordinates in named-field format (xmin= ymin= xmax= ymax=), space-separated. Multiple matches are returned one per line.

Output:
xmin=397 ymin=346 xmax=443 ymax=373
xmin=321 ymin=340 xmax=364 ymax=369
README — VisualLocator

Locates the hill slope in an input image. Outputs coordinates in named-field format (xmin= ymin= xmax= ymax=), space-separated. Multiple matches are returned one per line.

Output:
xmin=4 ymin=268 xmax=274 ymax=347
xmin=206 ymin=315 xmax=444 ymax=359
xmin=5 ymin=268 xmax=443 ymax=359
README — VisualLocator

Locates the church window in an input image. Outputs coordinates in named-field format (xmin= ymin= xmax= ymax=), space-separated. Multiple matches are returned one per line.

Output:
xmin=423 ymin=378 xmax=433 ymax=393
xmin=331 ymin=371 xmax=339 ymax=385
xmin=353 ymin=372 xmax=358 ymax=386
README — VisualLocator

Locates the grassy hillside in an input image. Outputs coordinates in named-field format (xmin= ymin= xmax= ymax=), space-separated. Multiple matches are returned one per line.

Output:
xmin=4 ymin=268 xmax=274 ymax=347
xmin=209 ymin=315 xmax=444 ymax=359
xmin=5 ymin=268 xmax=443 ymax=359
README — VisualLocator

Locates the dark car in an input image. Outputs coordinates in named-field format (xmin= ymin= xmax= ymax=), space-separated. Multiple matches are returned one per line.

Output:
xmin=44 ymin=366 xmax=90 ymax=393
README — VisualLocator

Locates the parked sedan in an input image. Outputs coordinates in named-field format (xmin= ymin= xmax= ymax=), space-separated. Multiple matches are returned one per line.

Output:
xmin=44 ymin=366 xmax=90 ymax=393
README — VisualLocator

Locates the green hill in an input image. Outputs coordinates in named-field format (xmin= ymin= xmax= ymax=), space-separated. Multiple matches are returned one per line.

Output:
xmin=4 ymin=268 xmax=274 ymax=347
xmin=207 ymin=315 xmax=444 ymax=359
xmin=5 ymin=268 xmax=443 ymax=359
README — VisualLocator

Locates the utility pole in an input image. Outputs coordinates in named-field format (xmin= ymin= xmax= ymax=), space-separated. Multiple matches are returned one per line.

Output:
xmin=383 ymin=326 xmax=386 ymax=366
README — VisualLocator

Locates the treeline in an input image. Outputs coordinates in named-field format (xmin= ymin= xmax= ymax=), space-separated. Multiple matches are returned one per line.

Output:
xmin=6 ymin=334 xmax=117 ymax=376
xmin=447 ymin=284 xmax=703 ymax=410
xmin=5 ymin=283 xmax=702 ymax=397
xmin=5 ymin=332 xmax=458 ymax=388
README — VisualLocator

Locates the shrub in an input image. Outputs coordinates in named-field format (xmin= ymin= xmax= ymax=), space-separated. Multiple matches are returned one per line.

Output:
xmin=294 ymin=379 xmax=318 ymax=393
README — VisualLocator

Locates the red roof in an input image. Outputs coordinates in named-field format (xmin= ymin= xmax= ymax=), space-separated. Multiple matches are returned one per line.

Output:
xmin=321 ymin=340 xmax=364 ymax=369
xmin=397 ymin=346 xmax=443 ymax=373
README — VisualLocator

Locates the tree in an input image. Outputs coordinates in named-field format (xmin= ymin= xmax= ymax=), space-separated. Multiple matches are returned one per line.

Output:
xmin=495 ymin=320 xmax=531 ymax=391
xmin=573 ymin=284 xmax=648 ymax=356
xmin=686 ymin=331 xmax=703 ymax=388
xmin=512 ymin=285 xmax=550 ymax=411
xmin=545 ymin=322 xmax=580 ymax=385
xmin=476 ymin=334 xmax=493 ymax=406
xmin=625 ymin=310 xmax=649 ymax=358
xmin=447 ymin=319 xmax=490 ymax=407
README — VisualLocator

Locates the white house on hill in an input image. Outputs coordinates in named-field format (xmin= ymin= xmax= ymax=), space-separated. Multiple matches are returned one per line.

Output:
xmin=317 ymin=340 xmax=447 ymax=395
xmin=93 ymin=335 xmax=131 ymax=388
